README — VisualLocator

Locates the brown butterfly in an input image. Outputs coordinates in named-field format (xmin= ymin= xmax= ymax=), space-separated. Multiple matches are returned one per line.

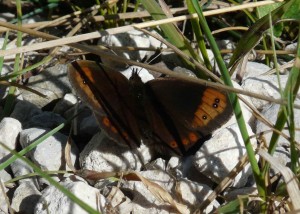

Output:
xmin=68 ymin=60 xmax=232 ymax=156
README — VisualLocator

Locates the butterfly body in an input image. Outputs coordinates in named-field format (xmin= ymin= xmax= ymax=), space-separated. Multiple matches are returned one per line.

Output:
xmin=68 ymin=60 xmax=232 ymax=156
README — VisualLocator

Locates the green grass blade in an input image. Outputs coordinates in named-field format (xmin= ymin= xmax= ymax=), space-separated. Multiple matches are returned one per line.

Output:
xmin=262 ymin=24 xmax=300 ymax=176
xmin=228 ymin=0 xmax=295 ymax=68
xmin=140 ymin=0 xmax=207 ymax=79
xmin=186 ymin=0 xmax=212 ymax=70
xmin=2 ymin=0 xmax=23 ymax=119
xmin=0 ymin=30 xmax=10 ymax=75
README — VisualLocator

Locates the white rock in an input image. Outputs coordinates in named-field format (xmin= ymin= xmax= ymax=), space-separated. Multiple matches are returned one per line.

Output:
xmin=0 ymin=12 xmax=15 ymax=22
xmin=0 ymin=117 xmax=22 ymax=160
xmin=285 ymin=42 xmax=297 ymax=52
xmin=53 ymin=93 xmax=78 ymax=115
xmin=256 ymin=103 xmax=300 ymax=147
xmin=178 ymin=178 xmax=219 ymax=213
xmin=98 ymin=29 xmax=165 ymax=68
xmin=11 ymin=182 xmax=41 ymax=214
xmin=11 ymin=100 xmax=42 ymax=124
xmin=11 ymin=159 xmax=38 ymax=185
xmin=19 ymin=128 xmax=78 ymax=172
xmin=0 ymin=169 xmax=12 ymax=183
xmin=35 ymin=180 xmax=106 ymax=214
xmin=194 ymin=123 xmax=256 ymax=188
xmin=121 ymin=66 xmax=154 ymax=83
xmin=122 ymin=170 xmax=179 ymax=213
xmin=145 ymin=158 xmax=166 ymax=170
xmin=104 ymin=187 xmax=133 ymax=214
xmin=217 ymin=39 xmax=236 ymax=50
xmin=0 ymin=180 xmax=8 ymax=213
xmin=24 ymin=111 xmax=66 ymax=129
xmin=21 ymin=64 xmax=72 ymax=107
xmin=79 ymin=114 xmax=100 ymax=137
xmin=234 ymin=61 xmax=271 ymax=81
xmin=242 ymin=74 xmax=297 ymax=110
xmin=223 ymin=186 xmax=257 ymax=201
xmin=80 ymin=132 xmax=151 ymax=172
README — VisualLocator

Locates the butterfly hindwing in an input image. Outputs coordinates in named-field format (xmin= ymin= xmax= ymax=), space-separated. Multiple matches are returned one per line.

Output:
xmin=145 ymin=78 xmax=232 ymax=154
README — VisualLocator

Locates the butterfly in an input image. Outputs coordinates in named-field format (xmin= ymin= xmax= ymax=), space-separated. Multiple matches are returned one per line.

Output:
xmin=68 ymin=60 xmax=232 ymax=156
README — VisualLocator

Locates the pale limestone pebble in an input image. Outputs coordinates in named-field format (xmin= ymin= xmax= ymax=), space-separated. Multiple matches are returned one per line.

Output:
xmin=217 ymin=39 xmax=236 ymax=51
xmin=241 ymin=74 xmax=300 ymax=110
xmin=0 ymin=117 xmax=22 ymax=160
xmin=11 ymin=181 xmax=42 ymax=214
xmin=121 ymin=170 xmax=180 ymax=214
xmin=223 ymin=186 xmax=258 ymax=201
xmin=194 ymin=123 xmax=257 ymax=188
xmin=34 ymin=180 xmax=106 ymax=214
xmin=256 ymin=103 xmax=300 ymax=147
xmin=145 ymin=158 xmax=167 ymax=171
xmin=53 ymin=93 xmax=78 ymax=115
xmin=285 ymin=42 xmax=297 ymax=52
xmin=64 ymin=103 xmax=100 ymax=139
xmin=79 ymin=114 xmax=100 ymax=137
xmin=79 ymin=132 xmax=151 ymax=172
xmin=0 ymin=37 xmax=17 ymax=61
xmin=121 ymin=66 xmax=154 ymax=82
xmin=177 ymin=178 xmax=220 ymax=213
xmin=233 ymin=61 xmax=271 ymax=81
xmin=98 ymin=29 xmax=166 ymax=69
xmin=0 ymin=180 xmax=8 ymax=214
xmin=19 ymin=128 xmax=79 ymax=173
xmin=0 ymin=170 xmax=11 ymax=183
xmin=0 ymin=12 xmax=15 ymax=22
xmin=10 ymin=100 xmax=42 ymax=124
xmin=102 ymin=186 xmax=133 ymax=214
xmin=23 ymin=111 xmax=66 ymax=129
xmin=11 ymin=159 xmax=38 ymax=186
xmin=21 ymin=64 xmax=72 ymax=107
xmin=121 ymin=170 xmax=217 ymax=214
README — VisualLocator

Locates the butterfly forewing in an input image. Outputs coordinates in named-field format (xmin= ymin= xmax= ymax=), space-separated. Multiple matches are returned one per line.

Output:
xmin=68 ymin=61 xmax=144 ymax=148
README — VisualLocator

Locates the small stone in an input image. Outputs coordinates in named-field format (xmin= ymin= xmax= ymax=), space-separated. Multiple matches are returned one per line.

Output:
xmin=98 ymin=29 xmax=164 ymax=69
xmin=34 ymin=179 xmax=106 ymax=214
xmin=0 ymin=117 xmax=22 ymax=160
xmin=234 ymin=61 xmax=271 ymax=81
xmin=53 ymin=93 xmax=78 ymax=115
xmin=242 ymin=75 xmax=296 ymax=110
xmin=0 ymin=180 xmax=8 ymax=213
xmin=11 ymin=100 xmax=42 ymax=124
xmin=19 ymin=128 xmax=78 ymax=172
xmin=21 ymin=64 xmax=72 ymax=107
xmin=80 ymin=132 xmax=150 ymax=172
xmin=11 ymin=182 xmax=42 ymax=214
xmin=121 ymin=66 xmax=154 ymax=83
xmin=23 ymin=111 xmax=66 ymax=129
xmin=194 ymin=123 xmax=256 ymax=188
xmin=224 ymin=186 xmax=258 ymax=201
xmin=178 ymin=178 xmax=219 ymax=213
xmin=104 ymin=186 xmax=133 ymax=214
xmin=256 ymin=103 xmax=300 ymax=147
xmin=0 ymin=169 xmax=12 ymax=183
xmin=11 ymin=159 xmax=38 ymax=186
